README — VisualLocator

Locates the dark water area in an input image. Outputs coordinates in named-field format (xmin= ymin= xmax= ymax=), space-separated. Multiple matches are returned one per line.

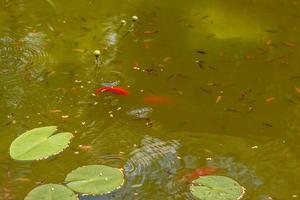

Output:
xmin=1 ymin=0 xmax=300 ymax=199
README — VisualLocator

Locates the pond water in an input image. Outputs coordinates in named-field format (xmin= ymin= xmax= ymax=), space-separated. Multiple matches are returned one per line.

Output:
xmin=1 ymin=0 xmax=300 ymax=199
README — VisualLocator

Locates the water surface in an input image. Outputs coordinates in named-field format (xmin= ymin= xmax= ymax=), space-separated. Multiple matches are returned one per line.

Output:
xmin=1 ymin=0 xmax=300 ymax=199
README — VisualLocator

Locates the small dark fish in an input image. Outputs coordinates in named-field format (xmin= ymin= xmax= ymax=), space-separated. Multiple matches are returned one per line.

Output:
xmin=199 ymin=87 xmax=212 ymax=94
xmin=247 ymin=100 xmax=256 ymax=105
xmin=167 ymin=74 xmax=174 ymax=82
xmin=265 ymin=29 xmax=277 ymax=33
xmin=144 ymin=69 xmax=156 ymax=72
xmin=143 ymin=68 xmax=158 ymax=75
xmin=80 ymin=17 xmax=87 ymax=22
xmin=4 ymin=121 xmax=12 ymax=126
xmin=224 ymin=108 xmax=240 ymax=113
xmin=167 ymin=74 xmax=191 ymax=81
xmin=176 ymin=74 xmax=191 ymax=79
xmin=290 ymin=76 xmax=300 ymax=80
xmin=263 ymin=122 xmax=273 ymax=127
xmin=81 ymin=27 xmax=92 ymax=31
xmin=196 ymin=60 xmax=205 ymax=68
xmin=206 ymin=34 xmax=215 ymax=39
xmin=197 ymin=50 xmax=206 ymax=54
xmin=208 ymin=66 xmax=216 ymax=70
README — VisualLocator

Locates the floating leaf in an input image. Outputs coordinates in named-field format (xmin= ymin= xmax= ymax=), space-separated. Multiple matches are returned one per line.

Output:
xmin=65 ymin=165 xmax=124 ymax=195
xmin=25 ymin=184 xmax=77 ymax=200
xmin=191 ymin=175 xmax=245 ymax=200
xmin=10 ymin=126 xmax=73 ymax=161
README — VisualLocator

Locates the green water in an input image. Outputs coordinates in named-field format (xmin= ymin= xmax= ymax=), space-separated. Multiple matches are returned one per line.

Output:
xmin=1 ymin=0 xmax=300 ymax=199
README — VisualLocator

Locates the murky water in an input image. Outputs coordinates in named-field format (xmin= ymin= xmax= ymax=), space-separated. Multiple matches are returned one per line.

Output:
xmin=1 ymin=0 xmax=300 ymax=199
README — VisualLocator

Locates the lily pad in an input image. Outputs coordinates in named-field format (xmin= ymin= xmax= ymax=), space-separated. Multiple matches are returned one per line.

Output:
xmin=10 ymin=126 xmax=73 ymax=161
xmin=24 ymin=184 xmax=77 ymax=200
xmin=191 ymin=175 xmax=245 ymax=200
xmin=65 ymin=165 xmax=124 ymax=195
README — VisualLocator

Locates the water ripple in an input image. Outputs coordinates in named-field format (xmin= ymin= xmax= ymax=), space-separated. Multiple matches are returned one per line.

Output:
xmin=125 ymin=135 xmax=181 ymax=177
xmin=81 ymin=136 xmax=184 ymax=200
xmin=0 ymin=31 xmax=50 ymax=68
xmin=0 ymin=31 xmax=50 ymax=109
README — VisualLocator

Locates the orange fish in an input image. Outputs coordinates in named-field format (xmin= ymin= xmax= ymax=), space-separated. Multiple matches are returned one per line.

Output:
xmin=216 ymin=95 xmax=222 ymax=104
xmin=265 ymin=96 xmax=275 ymax=103
xmin=184 ymin=167 xmax=217 ymax=182
xmin=95 ymin=86 xmax=129 ymax=96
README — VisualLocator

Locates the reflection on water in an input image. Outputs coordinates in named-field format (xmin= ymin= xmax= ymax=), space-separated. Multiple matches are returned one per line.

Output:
xmin=0 ymin=159 xmax=32 ymax=200
xmin=208 ymin=156 xmax=263 ymax=187
xmin=95 ymin=17 xmax=135 ymax=87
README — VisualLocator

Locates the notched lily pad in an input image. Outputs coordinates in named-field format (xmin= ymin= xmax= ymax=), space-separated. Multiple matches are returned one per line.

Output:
xmin=65 ymin=165 xmax=124 ymax=195
xmin=24 ymin=184 xmax=77 ymax=200
xmin=190 ymin=175 xmax=245 ymax=200
xmin=10 ymin=126 xmax=73 ymax=161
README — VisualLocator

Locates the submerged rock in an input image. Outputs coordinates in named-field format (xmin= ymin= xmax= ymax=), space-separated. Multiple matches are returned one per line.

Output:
xmin=126 ymin=107 xmax=153 ymax=119
xmin=101 ymin=81 xmax=120 ymax=87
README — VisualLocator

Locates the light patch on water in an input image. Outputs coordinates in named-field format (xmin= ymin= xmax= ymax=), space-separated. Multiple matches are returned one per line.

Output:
xmin=187 ymin=3 xmax=268 ymax=42
xmin=106 ymin=32 xmax=118 ymax=46
xmin=99 ymin=17 xmax=122 ymax=66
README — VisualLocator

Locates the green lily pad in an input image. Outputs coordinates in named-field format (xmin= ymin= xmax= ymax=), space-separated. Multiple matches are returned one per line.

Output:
xmin=24 ymin=184 xmax=77 ymax=200
xmin=191 ymin=175 xmax=245 ymax=200
xmin=10 ymin=126 xmax=73 ymax=161
xmin=65 ymin=165 xmax=124 ymax=195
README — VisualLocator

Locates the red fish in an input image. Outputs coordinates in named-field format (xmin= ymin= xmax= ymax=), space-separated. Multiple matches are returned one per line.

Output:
xmin=143 ymin=95 xmax=173 ymax=105
xmin=184 ymin=167 xmax=217 ymax=182
xmin=95 ymin=86 xmax=129 ymax=96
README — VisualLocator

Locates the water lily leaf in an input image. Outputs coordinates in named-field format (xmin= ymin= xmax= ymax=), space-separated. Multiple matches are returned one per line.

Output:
xmin=65 ymin=165 xmax=124 ymax=195
xmin=191 ymin=175 xmax=245 ymax=200
xmin=24 ymin=184 xmax=77 ymax=200
xmin=10 ymin=126 xmax=73 ymax=161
